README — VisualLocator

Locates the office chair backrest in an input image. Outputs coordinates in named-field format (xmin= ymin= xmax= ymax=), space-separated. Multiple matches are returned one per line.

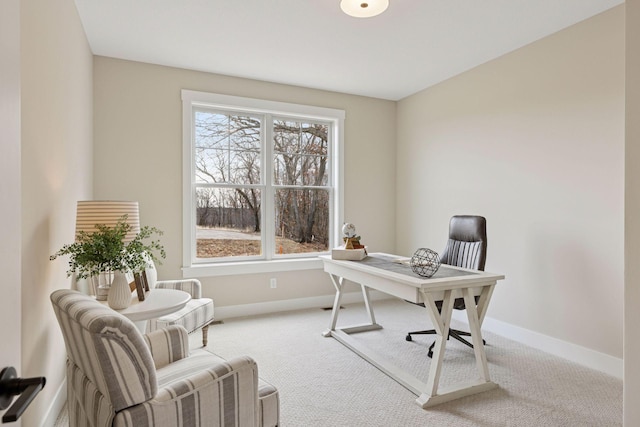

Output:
xmin=440 ymin=215 xmax=487 ymax=271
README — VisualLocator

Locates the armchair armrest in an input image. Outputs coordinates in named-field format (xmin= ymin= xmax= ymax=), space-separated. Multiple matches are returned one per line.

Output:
xmin=114 ymin=356 xmax=260 ymax=427
xmin=143 ymin=325 xmax=189 ymax=369
xmin=155 ymin=278 xmax=203 ymax=299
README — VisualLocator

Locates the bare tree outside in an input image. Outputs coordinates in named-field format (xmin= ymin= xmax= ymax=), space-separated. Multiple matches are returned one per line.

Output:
xmin=194 ymin=110 xmax=330 ymax=258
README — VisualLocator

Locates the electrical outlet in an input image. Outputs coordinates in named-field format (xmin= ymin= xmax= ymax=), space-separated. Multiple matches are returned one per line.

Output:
xmin=270 ymin=278 xmax=277 ymax=289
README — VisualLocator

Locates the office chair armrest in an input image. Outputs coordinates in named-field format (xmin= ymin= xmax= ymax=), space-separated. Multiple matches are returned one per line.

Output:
xmin=143 ymin=325 xmax=189 ymax=369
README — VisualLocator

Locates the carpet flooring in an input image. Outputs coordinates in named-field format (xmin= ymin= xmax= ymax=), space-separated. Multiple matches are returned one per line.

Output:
xmin=56 ymin=298 xmax=622 ymax=426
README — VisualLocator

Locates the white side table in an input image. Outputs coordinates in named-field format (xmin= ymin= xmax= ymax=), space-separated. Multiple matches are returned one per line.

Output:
xmin=101 ymin=288 xmax=191 ymax=333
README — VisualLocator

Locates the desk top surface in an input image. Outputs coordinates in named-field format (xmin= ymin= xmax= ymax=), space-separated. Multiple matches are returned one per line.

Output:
xmin=320 ymin=252 xmax=504 ymax=290
xmin=355 ymin=253 xmax=477 ymax=279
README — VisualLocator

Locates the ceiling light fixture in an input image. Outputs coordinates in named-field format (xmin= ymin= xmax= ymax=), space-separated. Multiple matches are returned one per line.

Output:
xmin=340 ymin=0 xmax=389 ymax=18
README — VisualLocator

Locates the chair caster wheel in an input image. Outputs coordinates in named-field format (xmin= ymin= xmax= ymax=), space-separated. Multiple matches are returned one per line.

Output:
xmin=406 ymin=334 xmax=413 ymax=342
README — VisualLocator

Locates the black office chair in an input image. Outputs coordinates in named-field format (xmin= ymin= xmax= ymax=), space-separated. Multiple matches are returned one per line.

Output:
xmin=406 ymin=215 xmax=488 ymax=358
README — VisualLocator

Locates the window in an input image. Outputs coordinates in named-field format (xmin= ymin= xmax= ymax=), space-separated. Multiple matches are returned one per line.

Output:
xmin=182 ymin=91 xmax=344 ymax=276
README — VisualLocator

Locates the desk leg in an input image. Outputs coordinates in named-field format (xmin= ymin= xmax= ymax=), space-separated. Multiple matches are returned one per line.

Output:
xmin=464 ymin=285 xmax=494 ymax=382
xmin=420 ymin=290 xmax=454 ymax=398
xmin=416 ymin=285 xmax=498 ymax=408
xmin=322 ymin=274 xmax=383 ymax=337
xmin=322 ymin=274 xmax=345 ymax=337
xmin=474 ymin=284 xmax=495 ymax=326
xmin=361 ymin=284 xmax=377 ymax=326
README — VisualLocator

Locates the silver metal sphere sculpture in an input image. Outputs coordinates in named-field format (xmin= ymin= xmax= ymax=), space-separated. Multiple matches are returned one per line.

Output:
xmin=410 ymin=248 xmax=441 ymax=278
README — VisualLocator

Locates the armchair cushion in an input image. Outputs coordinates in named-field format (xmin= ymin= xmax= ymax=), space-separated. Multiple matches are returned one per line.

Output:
xmin=144 ymin=325 xmax=190 ymax=369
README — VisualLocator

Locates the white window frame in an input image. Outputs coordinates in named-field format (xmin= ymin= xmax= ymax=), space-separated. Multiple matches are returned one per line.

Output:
xmin=181 ymin=90 xmax=345 ymax=277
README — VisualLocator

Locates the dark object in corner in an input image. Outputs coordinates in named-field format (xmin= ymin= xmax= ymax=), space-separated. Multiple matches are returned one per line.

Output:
xmin=0 ymin=366 xmax=46 ymax=423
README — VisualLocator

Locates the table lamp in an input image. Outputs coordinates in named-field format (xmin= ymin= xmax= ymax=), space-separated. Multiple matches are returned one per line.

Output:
xmin=75 ymin=200 xmax=140 ymax=299
xmin=75 ymin=200 xmax=140 ymax=242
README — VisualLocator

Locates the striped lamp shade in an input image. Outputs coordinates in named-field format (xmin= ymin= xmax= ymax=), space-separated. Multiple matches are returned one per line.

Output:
xmin=75 ymin=201 xmax=140 ymax=243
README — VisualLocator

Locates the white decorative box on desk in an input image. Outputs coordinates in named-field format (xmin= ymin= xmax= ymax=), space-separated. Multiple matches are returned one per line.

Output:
xmin=331 ymin=247 xmax=367 ymax=260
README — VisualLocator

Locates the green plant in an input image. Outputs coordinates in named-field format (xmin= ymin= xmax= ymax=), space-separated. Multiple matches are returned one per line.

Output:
xmin=50 ymin=216 xmax=166 ymax=280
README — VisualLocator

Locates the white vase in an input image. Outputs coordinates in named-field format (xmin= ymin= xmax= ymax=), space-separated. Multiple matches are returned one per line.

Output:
xmin=107 ymin=270 xmax=132 ymax=309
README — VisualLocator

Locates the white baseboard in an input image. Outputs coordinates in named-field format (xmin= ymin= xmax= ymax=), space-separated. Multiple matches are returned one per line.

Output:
xmin=41 ymin=378 xmax=66 ymax=427
xmin=451 ymin=310 xmax=623 ymax=379
xmin=217 ymin=294 xmax=622 ymax=379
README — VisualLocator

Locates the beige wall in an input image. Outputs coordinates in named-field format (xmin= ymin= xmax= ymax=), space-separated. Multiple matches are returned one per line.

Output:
xmin=20 ymin=0 xmax=93 ymax=424
xmin=626 ymin=0 xmax=640 ymax=424
xmin=397 ymin=6 xmax=624 ymax=359
xmin=93 ymin=57 xmax=397 ymax=307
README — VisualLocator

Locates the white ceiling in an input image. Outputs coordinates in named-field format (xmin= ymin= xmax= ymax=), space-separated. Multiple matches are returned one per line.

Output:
xmin=74 ymin=0 xmax=623 ymax=101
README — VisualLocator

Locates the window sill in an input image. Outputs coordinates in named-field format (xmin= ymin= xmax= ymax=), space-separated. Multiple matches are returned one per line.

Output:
xmin=182 ymin=257 xmax=324 ymax=278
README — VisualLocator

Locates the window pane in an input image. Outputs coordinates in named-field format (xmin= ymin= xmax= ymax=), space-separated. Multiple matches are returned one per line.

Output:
xmin=274 ymin=188 xmax=329 ymax=255
xmin=195 ymin=111 xmax=261 ymax=184
xmin=195 ymin=187 xmax=262 ymax=258
xmin=273 ymin=120 xmax=329 ymax=186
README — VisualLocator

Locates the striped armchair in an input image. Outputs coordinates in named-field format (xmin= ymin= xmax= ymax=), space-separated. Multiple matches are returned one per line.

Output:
xmin=144 ymin=263 xmax=214 ymax=347
xmin=51 ymin=289 xmax=279 ymax=427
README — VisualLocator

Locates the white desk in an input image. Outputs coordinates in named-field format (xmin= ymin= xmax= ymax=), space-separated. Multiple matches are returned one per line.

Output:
xmin=101 ymin=288 xmax=190 ymax=332
xmin=320 ymin=252 xmax=505 ymax=409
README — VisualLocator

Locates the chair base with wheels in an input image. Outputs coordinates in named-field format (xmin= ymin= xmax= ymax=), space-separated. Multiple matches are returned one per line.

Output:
xmin=406 ymin=326 xmax=485 ymax=358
